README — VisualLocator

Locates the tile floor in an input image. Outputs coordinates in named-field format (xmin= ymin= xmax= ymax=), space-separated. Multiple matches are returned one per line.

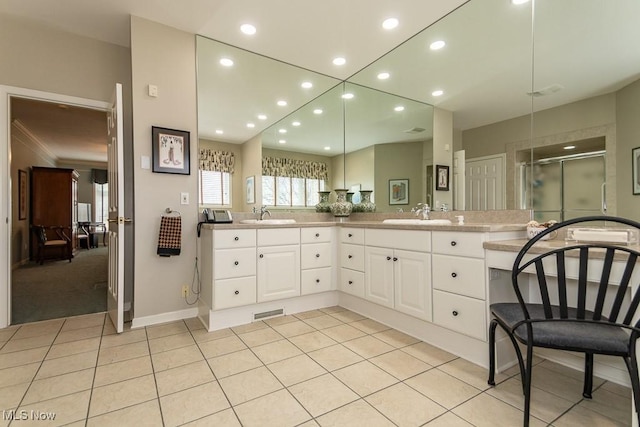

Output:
xmin=0 ymin=307 xmax=632 ymax=426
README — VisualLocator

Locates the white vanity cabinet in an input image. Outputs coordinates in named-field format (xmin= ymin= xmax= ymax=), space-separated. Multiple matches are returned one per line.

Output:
xmin=211 ymin=229 xmax=257 ymax=310
xmin=256 ymin=228 xmax=300 ymax=302
xmin=300 ymin=227 xmax=335 ymax=295
xmin=339 ymin=227 xmax=365 ymax=298
xmin=364 ymin=229 xmax=432 ymax=320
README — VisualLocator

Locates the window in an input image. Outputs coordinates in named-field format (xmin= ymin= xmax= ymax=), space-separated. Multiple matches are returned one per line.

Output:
xmin=94 ymin=183 xmax=108 ymax=225
xmin=262 ymin=176 xmax=325 ymax=207
xmin=199 ymin=170 xmax=231 ymax=206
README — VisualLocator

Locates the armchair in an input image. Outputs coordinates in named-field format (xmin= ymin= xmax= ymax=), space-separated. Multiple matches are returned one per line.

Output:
xmin=32 ymin=225 xmax=72 ymax=265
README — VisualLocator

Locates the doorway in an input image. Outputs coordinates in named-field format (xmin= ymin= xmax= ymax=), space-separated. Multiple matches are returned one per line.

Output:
xmin=9 ymin=96 xmax=109 ymax=324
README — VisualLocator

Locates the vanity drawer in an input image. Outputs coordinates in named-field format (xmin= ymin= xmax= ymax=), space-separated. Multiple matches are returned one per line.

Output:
xmin=214 ymin=276 xmax=257 ymax=309
xmin=301 ymin=267 xmax=333 ymax=295
xmin=432 ymin=254 xmax=486 ymax=300
xmin=340 ymin=243 xmax=365 ymax=271
xmin=301 ymin=227 xmax=332 ymax=244
xmin=340 ymin=228 xmax=365 ymax=245
xmin=432 ymin=231 xmax=485 ymax=258
xmin=214 ymin=229 xmax=256 ymax=249
xmin=433 ymin=290 xmax=486 ymax=341
xmin=365 ymin=228 xmax=430 ymax=252
xmin=214 ymin=248 xmax=256 ymax=279
xmin=340 ymin=268 xmax=365 ymax=298
xmin=301 ymin=243 xmax=332 ymax=269
xmin=258 ymin=227 xmax=300 ymax=246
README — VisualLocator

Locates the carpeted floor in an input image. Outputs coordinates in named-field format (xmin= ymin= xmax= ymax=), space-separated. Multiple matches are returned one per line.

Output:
xmin=11 ymin=246 xmax=108 ymax=324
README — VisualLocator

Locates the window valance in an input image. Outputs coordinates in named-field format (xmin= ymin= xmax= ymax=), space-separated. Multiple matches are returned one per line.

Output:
xmin=91 ymin=169 xmax=108 ymax=184
xmin=199 ymin=149 xmax=235 ymax=173
xmin=262 ymin=156 xmax=328 ymax=180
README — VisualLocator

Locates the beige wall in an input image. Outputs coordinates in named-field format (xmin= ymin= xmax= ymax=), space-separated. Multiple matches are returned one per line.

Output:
xmin=345 ymin=146 xmax=374 ymax=200
xmin=130 ymin=16 xmax=198 ymax=321
xmin=374 ymin=141 xmax=423 ymax=212
xmin=616 ymin=79 xmax=640 ymax=221
xmin=433 ymin=108 xmax=453 ymax=209
xmin=241 ymin=134 xmax=262 ymax=212
xmin=199 ymin=139 xmax=244 ymax=211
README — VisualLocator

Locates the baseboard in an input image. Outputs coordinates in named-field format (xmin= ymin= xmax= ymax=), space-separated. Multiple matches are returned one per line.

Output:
xmin=131 ymin=307 xmax=198 ymax=329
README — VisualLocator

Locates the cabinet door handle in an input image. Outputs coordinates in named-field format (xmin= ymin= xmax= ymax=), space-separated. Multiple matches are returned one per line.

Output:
xmin=451 ymin=272 xmax=457 ymax=278
xmin=393 ymin=257 xmax=398 ymax=262
xmin=234 ymin=236 xmax=239 ymax=241
xmin=348 ymin=255 xmax=353 ymax=259
xmin=386 ymin=256 xmax=391 ymax=261
xmin=234 ymin=290 xmax=239 ymax=295
xmin=452 ymin=310 xmax=459 ymax=317
xmin=259 ymin=254 xmax=264 ymax=258
xmin=450 ymin=241 xmax=457 ymax=246
xmin=315 ymin=233 xmax=320 ymax=237
xmin=315 ymin=254 xmax=320 ymax=258
xmin=348 ymin=233 xmax=353 ymax=237
xmin=348 ymin=280 xmax=353 ymax=285
xmin=234 ymin=261 xmax=239 ymax=266
xmin=316 ymin=279 xmax=320 ymax=283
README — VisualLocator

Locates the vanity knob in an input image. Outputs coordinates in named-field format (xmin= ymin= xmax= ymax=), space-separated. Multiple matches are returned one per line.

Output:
xmin=393 ymin=257 xmax=398 ymax=262
xmin=451 ymin=272 xmax=457 ymax=278
xmin=452 ymin=310 xmax=459 ymax=317
xmin=316 ymin=254 xmax=320 ymax=258
xmin=259 ymin=254 xmax=264 ymax=258
xmin=386 ymin=256 xmax=391 ymax=261
xmin=316 ymin=279 xmax=320 ymax=283
xmin=348 ymin=255 xmax=353 ymax=259
xmin=348 ymin=233 xmax=353 ymax=237
xmin=450 ymin=241 xmax=457 ymax=247
xmin=234 ymin=290 xmax=239 ymax=295
xmin=234 ymin=261 xmax=239 ymax=266
xmin=234 ymin=236 xmax=239 ymax=241
xmin=348 ymin=280 xmax=353 ymax=285
xmin=315 ymin=233 xmax=320 ymax=237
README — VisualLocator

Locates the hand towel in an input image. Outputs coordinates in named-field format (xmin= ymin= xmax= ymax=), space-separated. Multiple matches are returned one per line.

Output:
xmin=157 ymin=216 xmax=181 ymax=257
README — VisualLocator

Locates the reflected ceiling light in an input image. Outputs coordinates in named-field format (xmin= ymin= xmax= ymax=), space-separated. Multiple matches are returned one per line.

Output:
xmin=219 ymin=58 xmax=234 ymax=67
xmin=215 ymin=129 xmax=224 ymax=135
xmin=430 ymin=40 xmax=446 ymax=50
xmin=292 ymin=121 xmax=301 ymax=126
xmin=432 ymin=89 xmax=444 ymax=97
xmin=333 ymin=57 xmax=346 ymax=66
xmin=246 ymin=122 xmax=255 ymax=128
xmin=394 ymin=106 xmax=405 ymax=112
xmin=313 ymin=109 xmax=323 ymax=115
xmin=279 ymin=128 xmax=287 ymax=134
xmin=377 ymin=72 xmax=390 ymax=80
xmin=564 ymin=145 xmax=576 ymax=150
xmin=240 ymin=24 xmax=256 ymax=35
xmin=301 ymin=81 xmax=313 ymax=89
xmin=277 ymin=100 xmax=287 ymax=106
xmin=342 ymin=93 xmax=354 ymax=99
xmin=382 ymin=18 xmax=399 ymax=30
xmin=257 ymin=114 xmax=267 ymax=120
xmin=324 ymin=146 xmax=331 ymax=151
xmin=278 ymin=139 xmax=286 ymax=144
xmin=512 ymin=0 xmax=530 ymax=5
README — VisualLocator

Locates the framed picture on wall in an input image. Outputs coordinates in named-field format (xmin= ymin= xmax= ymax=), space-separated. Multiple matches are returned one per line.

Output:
xmin=436 ymin=165 xmax=450 ymax=191
xmin=152 ymin=126 xmax=190 ymax=175
xmin=389 ymin=179 xmax=409 ymax=205
xmin=633 ymin=147 xmax=640 ymax=195
xmin=18 ymin=169 xmax=27 ymax=220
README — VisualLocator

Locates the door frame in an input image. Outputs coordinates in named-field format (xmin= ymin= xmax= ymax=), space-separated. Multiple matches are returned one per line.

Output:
xmin=0 ymin=85 xmax=110 ymax=328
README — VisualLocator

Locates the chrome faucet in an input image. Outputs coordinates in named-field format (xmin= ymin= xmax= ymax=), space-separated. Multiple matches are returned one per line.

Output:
xmin=253 ymin=205 xmax=271 ymax=220
xmin=411 ymin=203 xmax=430 ymax=220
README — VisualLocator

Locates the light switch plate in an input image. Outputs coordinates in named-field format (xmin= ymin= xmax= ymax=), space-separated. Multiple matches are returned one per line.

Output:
xmin=141 ymin=155 xmax=150 ymax=169
xmin=180 ymin=192 xmax=189 ymax=205
xmin=148 ymin=84 xmax=158 ymax=97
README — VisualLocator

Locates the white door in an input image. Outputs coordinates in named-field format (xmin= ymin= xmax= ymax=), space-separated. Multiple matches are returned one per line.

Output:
xmin=107 ymin=83 xmax=126 ymax=333
xmin=465 ymin=155 xmax=505 ymax=210
xmin=453 ymin=150 xmax=465 ymax=211
xmin=257 ymin=245 xmax=300 ymax=302
xmin=394 ymin=249 xmax=431 ymax=321
xmin=364 ymin=246 xmax=394 ymax=308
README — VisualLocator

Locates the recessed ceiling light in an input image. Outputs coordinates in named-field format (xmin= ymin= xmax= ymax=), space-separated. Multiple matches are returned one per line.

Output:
xmin=246 ymin=122 xmax=255 ymax=128
xmin=277 ymin=100 xmax=287 ymax=107
xmin=313 ymin=109 xmax=323 ymax=115
xmin=430 ymin=40 xmax=446 ymax=50
xmin=512 ymin=0 xmax=530 ymax=5
xmin=219 ymin=58 xmax=234 ymax=67
xmin=564 ymin=145 xmax=576 ymax=150
xmin=257 ymin=114 xmax=267 ymax=120
xmin=333 ymin=57 xmax=346 ymax=66
xmin=215 ymin=129 xmax=224 ymax=135
xmin=301 ymin=81 xmax=313 ymax=89
xmin=292 ymin=121 xmax=301 ymax=127
xmin=342 ymin=93 xmax=354 ymax=99
xmin=394 ymin=106 xmax=405 ymax=112
xmin=377 ymin=72 xmax=390 ymax=80
xmin=324 ymin=146 xmax=331 ymax=151
xmin=278 ymin=139 xmax=286 ymax=144
xmin=279 ymin=128 xmax=287 ymax=134
xmin=432 ymin=90 xmax=444 ymax=97
xmin=240 ymin=24 xmax=256 ymax=35
xmin=382 ymin=18 xmax=399 ymax=30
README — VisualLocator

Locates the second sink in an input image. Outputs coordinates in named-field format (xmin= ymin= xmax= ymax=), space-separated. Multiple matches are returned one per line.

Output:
xmin=239 ymin=219 xmax=297 ymax=225
xmin=382 ymin=219 xmax=452 ymax=225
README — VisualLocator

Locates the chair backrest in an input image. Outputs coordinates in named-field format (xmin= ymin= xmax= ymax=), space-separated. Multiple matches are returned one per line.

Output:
xmin=32 ymin=225 xmax=48 ymax=244
xmin=512 ymin=216 xmax=640 ymax=329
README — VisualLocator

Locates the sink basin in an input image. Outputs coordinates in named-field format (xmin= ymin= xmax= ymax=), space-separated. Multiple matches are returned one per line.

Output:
xmin=239 ymin=219 xmax=297 ymax=225
xmin=382 ymin=219 xmax=452 ymax=225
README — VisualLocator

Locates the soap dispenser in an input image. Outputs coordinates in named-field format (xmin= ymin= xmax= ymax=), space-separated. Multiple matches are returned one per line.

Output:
xmin=455 ymin=215 xmax=465 ymax=225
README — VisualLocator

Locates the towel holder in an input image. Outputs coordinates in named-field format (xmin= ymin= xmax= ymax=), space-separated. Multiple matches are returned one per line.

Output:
xmin=165 ymin=208 xmax=181 ymax=216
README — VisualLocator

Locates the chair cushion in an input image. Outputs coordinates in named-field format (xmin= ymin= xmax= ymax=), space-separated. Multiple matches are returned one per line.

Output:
xmin=44 ymin=240 xmax=68 ymax=246
xmin=491 ymin=302 xmax=631 ymax=356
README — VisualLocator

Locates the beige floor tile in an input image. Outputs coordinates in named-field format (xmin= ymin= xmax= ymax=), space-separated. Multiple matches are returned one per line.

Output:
xmin=148 ymin=331 xmax=195 ymax=354
xmin=160 ymin=381 xmax=230 ymax=426
xmin=0 ymin=334 xmax=55 ymax=353
xmin=365 ymin=382 xmax=446 ymax=426
xmin=372 ymin=329 xmax=420 ymax=348
xmin=316 ymin=399 xmax=394 ymax=427
xmin=289 ymin=373 xmax=359 ymax=417
xmin=190 ymin=327 xmax=234 ymax=343
xmin=333 ymin=360 xmax=398 ymax=397
xmin=342 ymin=335 xmax=394 ymax=359
xmin=182 ymin=408 xmax=241 ymax=426
xmin=294 ymin=309 xmax=327 ymax=320
xmin=289 ymin=331 xmax=337 ymax=353
xmin=207 ymin=348 xmax=263 ymax=379
xmin=13 ymin=319 xmax=64 ymax=340
xmin=350 ymin=318 xmax=391 ymax=334
xmin=234 ymin=389 xmax=311 ymax=427
xmin=18 ymin=390 xmax=90 ymax=426
xmin=271 ymin=320 xmax=315 ymax=337
xmin=600 ymin=380 xmax=632 ymax=398
xmin=579 ymin=386 xmax=631 ymax=426
xmin=330 ymin=310 xmax=366 ymax=323
xmin=155 ymin=359 xmax=215 ymax=396
xmin=97 ymin=340 xmax=149 ymax=365
xmin=502 ymin=355 xmax=544 ymax=377
xmin=298 ymin=420 xmax=320 ymax=427
xmin=151 ymin=344 xmax=204 ymax=372
xmin=439 ymin=358 xmax=506 ymax=391
xmin=452 ymin=393 xmax=546 ymax=427
xmin=23 ymin=368 xmax=95 ymax=405
xmin=0 ymin=363 xmax=40 ymax=388
xmin=486 ymin=376 xmax=575 ymax=423
xmin=231 ymin=321 xmax=268 ymax=334
xmin=36 ymin=350 xmax=98 ymax=380
xmin=94 ymin=355 xmax=153 ymax=387
xmin=145 ymin=320 xmax=188 ymax=339
xmin=89 ymin=374 xmax=157 ymax=417
xmin=319 ymin=306 xmax=346 ymax=314
xmin=401 ymin=341 xmax=457 ymax=366
xmin=47 ymin=337 xmax=100 ymax=360
xmin=237 ymin=327 xmax=283 ymax=347
xmin=370 ymin=349 xmax=432 ymax=380
xmin=424 ymin=412 xmax=474 ymax=427
xmin=318 ymin=324 xmax=366 ymax=343
xmin=61 ymin=313 xmax=105 ymax=332
xmin=553 ymin=403 xmax=628 ymax=427
xmin=99 ymin=328 xmax=147 ymax=349
xmin=264 ymin=315 xmax=299 ymax=327
xmin=102 ymin=321 xmax=117 ymax=336
xmin=198 ymin=335 xmax=247 ymax=358
xmin=219 ymin=366 xmax=283 ymax=405
xmin=303 ymin=315 xmax=344 ymax=330
xmin=87 ymin=399 xmax=162 ymax=427
xmin=184 ymin=317 xmax=206 ymax=331
xmin=0 ymin=328 xmax=18 ymax=343
xmin=0 ymin=382 xmax=30 ymax=411
xmin=538 ymin=359 xmax=605 ymax=388
xmin=54 ymin=325 xmax=103 ymax=344
xmin=308 ymin=344 xmax=364 ymax=371
xmin=407 ymin=369 xmax=481 ymax=410
xmin=268 ymin=354 xmax=327 ymax=386
xmin=0 ymin=347 xmax=48 ymax=370
xmin=527 ymin=364 xmax=590 ymax=402
xmin=252 ymin=339 xmax=302 ymax=364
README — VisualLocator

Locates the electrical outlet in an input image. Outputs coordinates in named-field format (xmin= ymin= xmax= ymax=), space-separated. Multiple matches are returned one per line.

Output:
xmin=181 ymin=285 xmax=189 ymax=298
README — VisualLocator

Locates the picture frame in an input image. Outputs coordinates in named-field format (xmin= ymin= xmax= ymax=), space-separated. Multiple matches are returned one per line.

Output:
xmin=634 ymin=147 xmax=640 ymax=195
xmin=436 ymin=164 xmax=450 ymax=191
xmin=389 ymin=179 xmax=409 ymax=205
xmin=18 ymin=169 xmax=27 ymax=220
xmin=152 ymin=126 xmax=190 ymax=175
xmin=246 ymin=175 xmax=255 ymax=204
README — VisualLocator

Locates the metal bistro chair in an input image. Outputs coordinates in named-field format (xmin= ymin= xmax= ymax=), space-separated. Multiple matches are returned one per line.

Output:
xmin=487 ymin=216 xmax=640 ymax=426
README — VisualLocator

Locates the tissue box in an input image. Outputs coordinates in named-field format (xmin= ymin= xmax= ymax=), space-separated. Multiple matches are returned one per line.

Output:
xmin=566 ymin=227 xmax=639 ymax=245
